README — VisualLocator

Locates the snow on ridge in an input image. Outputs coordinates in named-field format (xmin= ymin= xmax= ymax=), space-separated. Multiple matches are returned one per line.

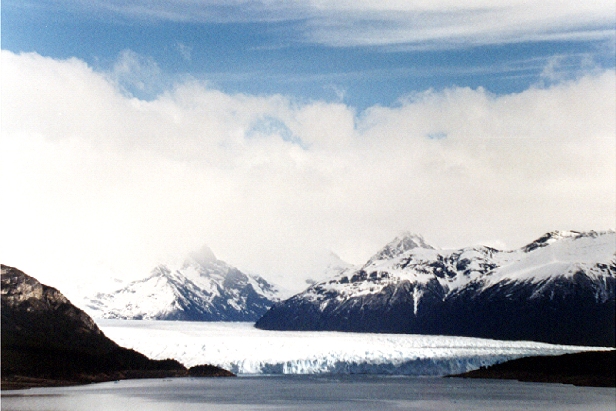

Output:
xmin=520 ymin=230 xmax=614 ymax=253
xmin=89 ymin=267 xmax=206 ymax=320
xmin=368 ymin=232 xmax=434 ymax=263
xmin=85 ymin=250 xmax=280 ymax=321
xmin=97 ymin=320 xmax=605 ymax=376
xmin=485 ymin=231 xmax=615 ymax=285
xmin=304 ymin=230 xmax=614 ymax=300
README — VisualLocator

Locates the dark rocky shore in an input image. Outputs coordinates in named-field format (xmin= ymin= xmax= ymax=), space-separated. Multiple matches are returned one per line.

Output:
xmin=1 ymin=265 xmax=234 ymax=390
xmin=450 ymin=350 xmax=615 ymax=387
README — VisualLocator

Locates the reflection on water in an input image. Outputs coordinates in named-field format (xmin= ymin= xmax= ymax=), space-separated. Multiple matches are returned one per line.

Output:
xmin=2 ymin=375 xmax=615 ymax=411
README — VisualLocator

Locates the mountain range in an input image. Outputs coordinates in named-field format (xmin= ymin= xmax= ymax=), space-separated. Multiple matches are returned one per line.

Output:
xmin=86 ymin=246 xmax=279 ymax=321
xmin=256 ymin=230 xmax=615 ymax=347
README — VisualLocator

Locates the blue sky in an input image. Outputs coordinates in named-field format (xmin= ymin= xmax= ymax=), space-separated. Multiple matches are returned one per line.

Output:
xmin=3 ymin=0 xmax=614 ymax=108
xmin=1 ymin=1 xmax=615 ymax=295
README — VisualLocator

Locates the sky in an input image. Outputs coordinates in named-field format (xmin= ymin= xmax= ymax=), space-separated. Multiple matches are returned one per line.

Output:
xmin=1 ymin=0 xmax=615 ymax=297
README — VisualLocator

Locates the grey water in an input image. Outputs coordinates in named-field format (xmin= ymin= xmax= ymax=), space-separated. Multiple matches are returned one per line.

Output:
xmin=2 ymin=375 xmax=615 ymax=411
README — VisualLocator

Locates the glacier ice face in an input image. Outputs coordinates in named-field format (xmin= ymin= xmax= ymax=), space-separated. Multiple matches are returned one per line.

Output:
xmin=97 ymin=320 xmax=603 ymax=376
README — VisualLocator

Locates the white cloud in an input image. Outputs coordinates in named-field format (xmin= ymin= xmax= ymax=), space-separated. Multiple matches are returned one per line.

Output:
xmin=53 ymin=0 xmax=615 ymax=47
xmin=306 ymin=1 xmax=615 ymax=47
xmin=110 ymin=49 xmax=166 ymax=99
xmin=1 ymin=50 xmax=615 ymax=296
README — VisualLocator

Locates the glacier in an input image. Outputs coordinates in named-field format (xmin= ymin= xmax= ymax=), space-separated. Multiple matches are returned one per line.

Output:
xmin=97 ymin=320 xmax=605 ymax=376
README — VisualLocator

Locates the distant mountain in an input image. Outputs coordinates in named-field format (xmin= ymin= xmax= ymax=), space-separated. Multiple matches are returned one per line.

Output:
xmin=256 ymin=231 xmax=615 ymax=347
xmin=304 ymin=251 xmax=355 ymax=286
xmin=1 ymin=265 xmax=233 ymax=389
xmin=86 ymin=246 xmax=280 ymax=321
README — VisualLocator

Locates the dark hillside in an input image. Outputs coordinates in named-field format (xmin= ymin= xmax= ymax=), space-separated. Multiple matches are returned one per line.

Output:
xmin=1 ymin=265 xmax=233 ymax=389
xmin=450 ymin=350 xmax=615 ymax=387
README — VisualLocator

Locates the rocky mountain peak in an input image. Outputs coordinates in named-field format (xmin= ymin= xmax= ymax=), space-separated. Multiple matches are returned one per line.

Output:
xmin=86 ymin=250 xmax=280 ymax=321
xmin=2 ymin=264 xmax=105 ymax=346
xmin=1 ymin=265 xmax=100 ymax=333
xmin=370 ymin=232 xmax=433 ymax=261
xmin=521 ymin=230 xmax=585 ymax=253
xmin=256 ymin=230 xmax=615 ymax=347
xmin=1 ymin=265 xmax=47 ymax=304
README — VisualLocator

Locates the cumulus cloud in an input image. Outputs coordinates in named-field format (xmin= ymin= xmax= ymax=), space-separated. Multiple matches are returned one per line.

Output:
xmin=1 ymin=50 xmax=614 ymax=296
xmin=109 ymin=49 xmax=166 ymax=99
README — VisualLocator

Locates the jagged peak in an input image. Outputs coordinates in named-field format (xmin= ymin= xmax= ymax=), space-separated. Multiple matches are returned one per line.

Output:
xmin=370 ymin=232 xmax=433 ymax=261
xmin=115 ymin=265 xmax=175 ymax=291
xmin=151 ymin=264 xmax=171 ymax=274
xmin=1 ymin=265 xmax=68 ymax=305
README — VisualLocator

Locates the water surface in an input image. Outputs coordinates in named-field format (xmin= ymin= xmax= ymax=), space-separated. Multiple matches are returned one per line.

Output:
xmin=3 ymin=375 xmax=615 ymax=411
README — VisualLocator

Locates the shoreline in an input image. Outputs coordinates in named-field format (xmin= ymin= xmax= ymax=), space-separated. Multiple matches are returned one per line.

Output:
xmin=1 ymin=366 xmax=235 ymax=391
xmin=449 ymin=350 xmax=615 ymax=387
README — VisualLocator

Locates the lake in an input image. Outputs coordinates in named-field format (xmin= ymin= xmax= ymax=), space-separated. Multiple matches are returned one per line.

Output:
xmin=2 ymin=375 xmax=615 ymax=411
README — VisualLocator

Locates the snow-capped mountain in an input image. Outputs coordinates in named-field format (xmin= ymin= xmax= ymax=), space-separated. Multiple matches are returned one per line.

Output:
xmin=86 ymin=247 xmax=279 ymax=321
xmin=256 ymin=230 xmax=615 ymax=347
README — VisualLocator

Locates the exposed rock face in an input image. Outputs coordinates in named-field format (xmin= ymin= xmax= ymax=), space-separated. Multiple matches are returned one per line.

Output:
xmin=1 ymin=265 xmax=233 ymax=389
xmin=2 ymin=265 xmax=109 ymax=354
xmin=256 ymin=231 xmax=615 ymax=347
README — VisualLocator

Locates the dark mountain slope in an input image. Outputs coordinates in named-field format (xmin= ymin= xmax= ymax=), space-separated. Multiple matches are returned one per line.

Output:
xmin=1 ymin=265 xmax=233 ymax=389
xmin=256 ymin=231 xmax=615 ymax=347
xmin=451 ymin=350 xmax=615 ymax=387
